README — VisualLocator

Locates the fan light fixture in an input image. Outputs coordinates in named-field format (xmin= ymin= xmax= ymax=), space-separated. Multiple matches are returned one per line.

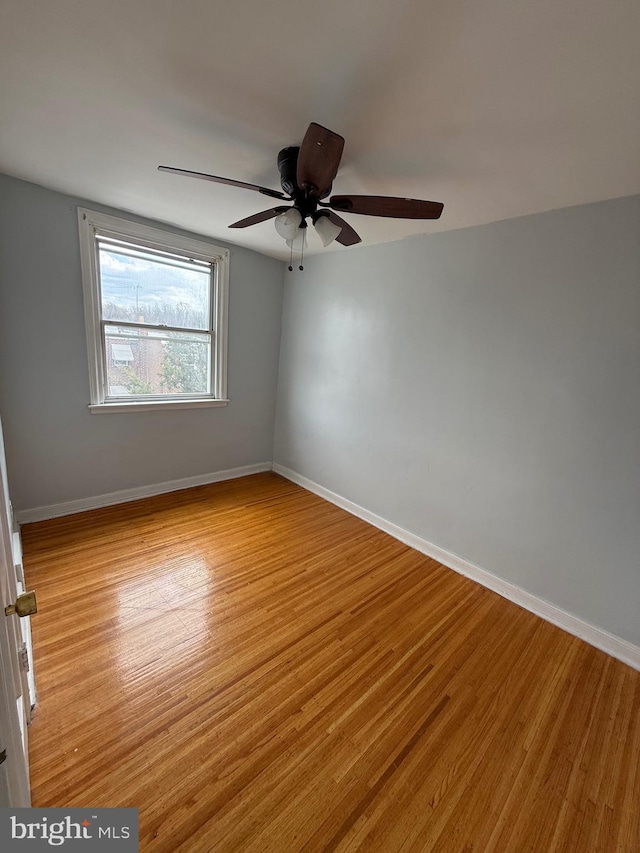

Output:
xmin=285 ymin=227 xmax=308 ymax=252
xmin=275 ymin=208 xmax=302 ymax=240
xmin=275 ymin=208 xmax=342 ymax=253
xmin=314 ymin=213 xmax=342 ymax=247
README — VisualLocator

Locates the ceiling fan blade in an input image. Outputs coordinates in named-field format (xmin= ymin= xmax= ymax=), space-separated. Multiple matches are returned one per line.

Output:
xmin=297 ymin=123 xmax=345 ymax=197
xmin=329 ymin=195 xmax=444 ymax=219
xmin=318 ymin=211 xmax=361 ymax=246
xmin=158 ymin=166 xmax=287 ymax=200
xmin=228 ymin=206 xmax=291 ymax=229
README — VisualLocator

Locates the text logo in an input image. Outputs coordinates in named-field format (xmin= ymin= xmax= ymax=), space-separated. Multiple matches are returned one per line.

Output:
xmin=0 ymin=808 xmax=138 ymax=850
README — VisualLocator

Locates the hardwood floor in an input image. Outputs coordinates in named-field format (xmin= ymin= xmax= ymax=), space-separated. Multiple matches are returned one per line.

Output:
xmin=22 ymin=472 xmax=639 ymax=852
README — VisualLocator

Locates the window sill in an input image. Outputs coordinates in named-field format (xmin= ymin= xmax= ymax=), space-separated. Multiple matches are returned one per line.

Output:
xmin=89 ymin=399 xmax=230 ymax=414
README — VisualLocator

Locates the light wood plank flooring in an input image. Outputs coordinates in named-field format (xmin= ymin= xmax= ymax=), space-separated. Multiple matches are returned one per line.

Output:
xmin=22 ymin=472 xmax=640 ymax=852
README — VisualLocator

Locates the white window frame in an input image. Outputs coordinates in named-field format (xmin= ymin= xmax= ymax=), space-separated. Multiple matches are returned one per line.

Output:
xmin=78 ymin=208 xmax=229 ymax=413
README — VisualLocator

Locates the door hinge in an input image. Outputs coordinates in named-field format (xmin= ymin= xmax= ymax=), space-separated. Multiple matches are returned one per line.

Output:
xmin=0 ymin=749 xmax=6 ymax=766
xmin=19 ymin=642 xmax=30 ymax=673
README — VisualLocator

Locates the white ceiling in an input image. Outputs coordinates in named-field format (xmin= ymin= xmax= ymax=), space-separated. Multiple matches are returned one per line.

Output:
xmin=1 ymin=0 xmax=639 ymax=260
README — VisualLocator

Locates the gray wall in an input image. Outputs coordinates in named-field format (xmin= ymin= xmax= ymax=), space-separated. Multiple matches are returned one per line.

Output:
xmin=274 ymin=195 xmax=640 ymax=646
xmin=0 ymin=174 xmax=284 ymax=511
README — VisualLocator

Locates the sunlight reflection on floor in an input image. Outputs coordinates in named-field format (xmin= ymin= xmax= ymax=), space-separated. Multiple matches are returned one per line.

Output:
xmin=114 ymin=557 xmax=213 ymax=682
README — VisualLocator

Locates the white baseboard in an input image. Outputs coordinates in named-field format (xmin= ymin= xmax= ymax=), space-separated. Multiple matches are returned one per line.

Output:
xmin=272 ymin=463 xmax=640 ymax=672
xmin=15 ymin=462 xmax=273 ymax=525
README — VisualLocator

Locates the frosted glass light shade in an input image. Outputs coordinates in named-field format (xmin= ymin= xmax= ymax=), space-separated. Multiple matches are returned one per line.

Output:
xmin=314 ymin=214 xmax=342 ymax=247
xmin=275 ymin=208 xmax=302 ymax=240
xmin=285 ymin=228 xmax=308 ymax=252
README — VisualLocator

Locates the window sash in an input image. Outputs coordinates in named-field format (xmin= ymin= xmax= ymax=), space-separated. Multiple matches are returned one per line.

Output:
xmin=102 ymin=322 xmax=214 ymax=401
xmin=96 ymin=237 xmax=213 ymax=334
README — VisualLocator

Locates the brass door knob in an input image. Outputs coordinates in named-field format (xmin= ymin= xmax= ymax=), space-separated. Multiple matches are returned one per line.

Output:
xmin=5 ymin=590 xmax=37 ymax=617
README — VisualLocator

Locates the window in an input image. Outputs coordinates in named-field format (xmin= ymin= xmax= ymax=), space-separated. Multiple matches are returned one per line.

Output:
xmin=78 ymin=208 xmax=229 ymax=412
xmin=111 ymin=343 xmax=134 ymax=367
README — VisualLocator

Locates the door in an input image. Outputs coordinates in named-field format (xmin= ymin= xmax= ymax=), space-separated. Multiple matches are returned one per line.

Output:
xmin=0 ymin=415 xmax=32 ymax=806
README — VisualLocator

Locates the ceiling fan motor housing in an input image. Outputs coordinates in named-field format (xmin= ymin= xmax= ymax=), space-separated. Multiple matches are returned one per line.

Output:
xmin=277 ymin=147 xmax=300 ymax=198
xmin=278 ymin=146 xmax=333 ymax=204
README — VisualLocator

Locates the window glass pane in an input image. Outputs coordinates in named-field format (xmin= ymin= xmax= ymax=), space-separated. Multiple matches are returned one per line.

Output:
xmin=104 ymin=325 xmax=210 ymax=397
xmin=99 ymin=239 xmax=211 ymax=330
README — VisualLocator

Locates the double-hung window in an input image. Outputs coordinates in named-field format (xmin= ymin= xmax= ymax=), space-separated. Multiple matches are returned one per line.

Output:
xmin=78 ymin=208 xmax=229 ymax=412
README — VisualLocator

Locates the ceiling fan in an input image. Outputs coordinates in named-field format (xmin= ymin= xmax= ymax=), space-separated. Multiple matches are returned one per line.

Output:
xmin=158 ymin=122 xmax=443 ymax=267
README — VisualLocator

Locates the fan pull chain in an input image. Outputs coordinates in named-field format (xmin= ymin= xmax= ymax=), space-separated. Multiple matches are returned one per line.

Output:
xmin=288 ymin=241 xmax=294 ymax=272
xmin=299 ymin=232 xmax=305 ymax=271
